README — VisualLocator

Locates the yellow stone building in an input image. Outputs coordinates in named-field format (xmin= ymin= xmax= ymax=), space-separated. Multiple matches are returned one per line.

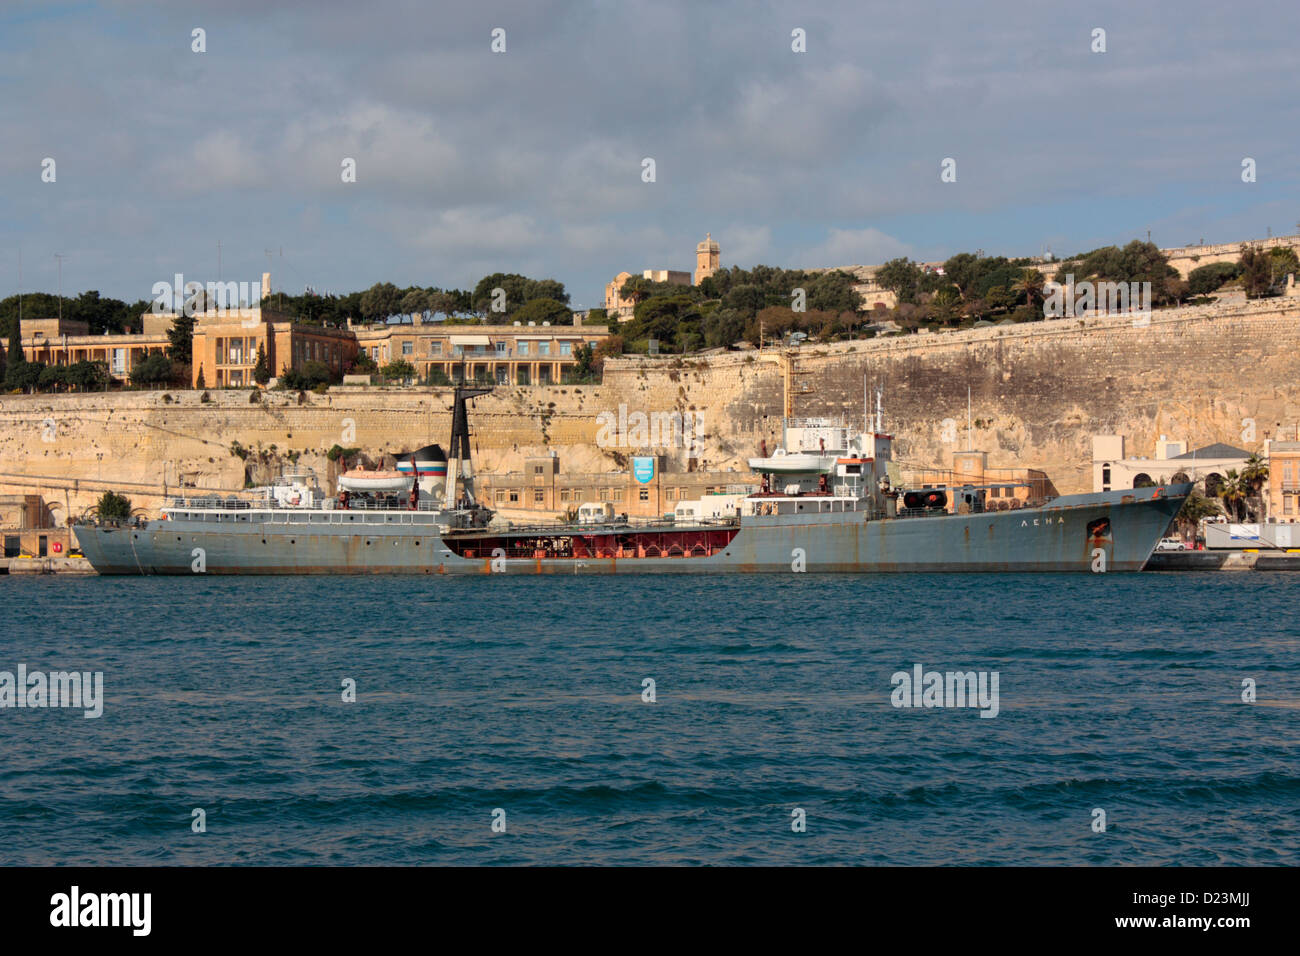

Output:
xmin=187 ymin=306 xmax=355 ymax=387
xmin=603 ymin=234 xmax=720 ymax=317
xmin=351 ymin=317 xmax=609 ymax=385
xmin=19 ymin=315 xmax=171 ymax=380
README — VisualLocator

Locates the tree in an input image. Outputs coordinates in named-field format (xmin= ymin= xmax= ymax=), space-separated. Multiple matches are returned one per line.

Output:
xmin=379 ymin=359 xmax=416 ymax=382
xmin=807 ymin=270 xmax=860 ymax=313
xmin=352 ymin=351 xmax=378 ymax=373
xmin=875 ymin=258 xmax=924 ymax=304
xmin=38 ymin=363 xmax=70 ymax=392
xmin=512 ymin=298 xmax=573 ymax=326
xmin=130 ymin=351 xmax=173 ymax=387
xmin=360 ymin=282 xmax=404 ymax=321
xmin=1238 ymin=247 xmax=1274 ymax=298
xmin=252 ymin=345 xmax=270 ymax=385
xmin=4 ymin=325 xmax=27 ymax=390
xmin=195 ymin=364 xmax=206 ymax=388
xmin=280 ymin=360 xmax=335 ymax=390
xmin=1240 ymin=453 xmax=1269 ymax=519
xmin=400 ymin=289 xmax=432 ymax=315
xmin=66 ymin=360 xmax=110 ymax=391
xmin=470 ymin=273 xmax=530 ymax=314
xmin=1175 ymin=489 xmax=1222 ymax=539
xmin=570 ymin=342 xmax=598 ymax=381
xmin=166 ymin=312 xmax=195 ymax=365
xmin=1217 ymin=469 xmax=1247 ymax=520
xmin=1187 ymin=261 xmax=1241 ymax=296
xmin=95 ymin=491 xmax=131 ymax=522
xmin=1011 ymin=268 xmax=1046 ymax=313
xmin=1269 ymin=247 xmax=1300 ymax=285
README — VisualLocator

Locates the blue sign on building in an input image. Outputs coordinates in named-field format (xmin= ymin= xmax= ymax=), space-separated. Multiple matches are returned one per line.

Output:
xmin=632 ymin=456 xmax=656 ymax=484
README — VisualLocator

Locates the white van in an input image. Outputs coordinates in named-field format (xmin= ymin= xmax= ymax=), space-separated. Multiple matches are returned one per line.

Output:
xmin=576 ymin=502 xmax=615 ymax=524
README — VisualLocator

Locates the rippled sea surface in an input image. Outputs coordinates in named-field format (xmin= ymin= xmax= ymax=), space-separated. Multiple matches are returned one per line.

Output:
xmin=1 ymin=573 xmax=1297 ymax=865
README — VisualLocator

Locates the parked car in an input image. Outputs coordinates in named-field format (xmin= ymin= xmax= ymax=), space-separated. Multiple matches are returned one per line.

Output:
xmin=1155 ymin=537 xmax=1188 ymax=551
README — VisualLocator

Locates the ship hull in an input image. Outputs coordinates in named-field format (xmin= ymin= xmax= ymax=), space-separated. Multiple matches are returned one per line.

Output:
xmin=74 ymin=486 xmax=1187 ymax=575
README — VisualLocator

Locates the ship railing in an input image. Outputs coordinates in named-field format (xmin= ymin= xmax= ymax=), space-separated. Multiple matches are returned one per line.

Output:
xmin=163 ymin=495 xmax=448 ymax=513
xmin=483 ymin=515 xmax=742 ymax=535
xmin=258 ymin=511 xmax=448 ymax=526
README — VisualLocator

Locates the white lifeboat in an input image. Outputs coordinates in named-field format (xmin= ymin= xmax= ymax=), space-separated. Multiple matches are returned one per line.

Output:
xmin=746 ymin=447 xmax=837 ymax=475
xmin=338 ymin=467 xmax=411 ymax=493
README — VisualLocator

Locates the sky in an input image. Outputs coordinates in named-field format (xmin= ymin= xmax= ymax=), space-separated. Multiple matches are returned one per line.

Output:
xmin=1 ymin=0 xmax=1298 ymax=309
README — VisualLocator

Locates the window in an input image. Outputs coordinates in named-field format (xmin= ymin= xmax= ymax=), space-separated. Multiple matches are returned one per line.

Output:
xmin=495 ymin=491 xmax=506 ymax=504
xmin=216 ymin=340 xmax=225 ymax=364
xmin=613 ymin=489 xmax=623 ymax=502
xmin=665 ymin=488 xmax=675 ymax=501
xmin=508 ymin=491 xmax=519 ymax=503
xmin=560 ymin=342 xmax=572 ymax=356
xmin=402 ymin=341 xmax=413 ymax=355
xmin=371 ymin=347 xmax=380 ymax=360
xmin=496 ymin=342 xmax=507 ymax=355
xmin=560 ymin=489 xmax=571 ymax=502
xmin=534 ymin=490 xmax=544 ymax=503
xmin=518 ymin=342 xmax=530 ymax=356
xmin=639 ymin=489 xmax=649 ymax=501
xmin=1286 ymin=496 xmax=1294 ymax=515
xmin=539 ymin=342 xmax=550 ymax=356
xmin=429 ymin=341 xmax=442 ymax=355
xmin=533 ymin=465 xmax=544 ymax=475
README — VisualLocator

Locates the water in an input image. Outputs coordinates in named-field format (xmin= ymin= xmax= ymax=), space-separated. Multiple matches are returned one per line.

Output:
xmin=1 ymin=573 xmax=1297 ymax=865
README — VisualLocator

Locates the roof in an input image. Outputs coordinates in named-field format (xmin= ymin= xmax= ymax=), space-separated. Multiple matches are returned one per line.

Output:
xmin=1169 ymin=443 xmax=1253 ymax=460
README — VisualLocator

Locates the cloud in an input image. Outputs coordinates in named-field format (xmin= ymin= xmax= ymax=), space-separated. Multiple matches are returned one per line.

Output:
xmin=2 ymin=0 xmax=1298 ymax=307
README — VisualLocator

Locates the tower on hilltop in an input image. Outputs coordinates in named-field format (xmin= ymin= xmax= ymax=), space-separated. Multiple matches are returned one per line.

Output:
xmin=694 ymin=232 xmax=719 ymax=285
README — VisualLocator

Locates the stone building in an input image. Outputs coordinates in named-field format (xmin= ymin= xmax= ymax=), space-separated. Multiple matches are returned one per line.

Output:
xmin=350 ymin=318 xmax=610 ymax=386
xmin=694 ymin=233 xmax=719 ymax=285
xmin=19 ymin=315 xmax=171 ymax=380
xmin=188 ymin=305 xmax=357 ymax=387
xmin=1091 ymin=435 xmax=1254 ymax=495
xmin=0 ymin=494 xmax=72 ymax=558
xmin=603 ymin=234 xmax=720 ymax=317
xmin=1264 ymin=439 xmax=1300 ymax=521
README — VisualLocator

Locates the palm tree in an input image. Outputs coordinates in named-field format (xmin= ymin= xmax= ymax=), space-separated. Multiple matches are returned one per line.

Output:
xmin=1175 ymin=489 xmax=1223 ymax=540
xmin=1011 ymin=268 xmax=1046 ymax=314
xmin=1218 ymin=469 xmax=1247 ymax=521
xmin=1240 ymin=453 xmax=1269 ymax=521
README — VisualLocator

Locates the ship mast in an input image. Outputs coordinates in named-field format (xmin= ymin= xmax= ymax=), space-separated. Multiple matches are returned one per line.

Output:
xmin=445 ymin=366 xmax=492 ymax=509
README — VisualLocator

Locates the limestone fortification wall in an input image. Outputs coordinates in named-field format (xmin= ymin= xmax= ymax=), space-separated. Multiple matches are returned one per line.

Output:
xmin=2 ymin=298 xmax=1298 ymax=517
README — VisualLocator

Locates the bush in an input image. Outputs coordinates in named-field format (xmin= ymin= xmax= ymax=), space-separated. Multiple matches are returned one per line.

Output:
xmin=380 ymin=359 xmax=417 ymax=382
xmin=95 ymin=491 xmax=131 ymax=521
xmin=1187 ymin=261 xmax=1241 ymax=296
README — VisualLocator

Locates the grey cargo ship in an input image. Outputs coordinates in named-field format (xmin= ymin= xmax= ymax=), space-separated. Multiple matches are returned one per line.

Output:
xmin=75 ymin=387 xmax=1189 ymax=574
